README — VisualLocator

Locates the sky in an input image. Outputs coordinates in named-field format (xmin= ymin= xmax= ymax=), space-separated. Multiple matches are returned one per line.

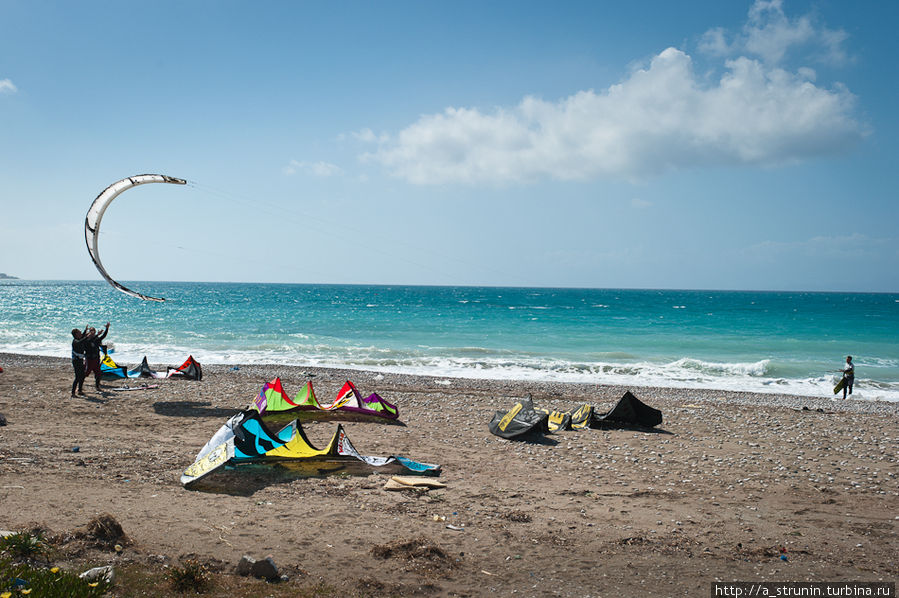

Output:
xmin=1 ymin=0 xmax=897 ymax=292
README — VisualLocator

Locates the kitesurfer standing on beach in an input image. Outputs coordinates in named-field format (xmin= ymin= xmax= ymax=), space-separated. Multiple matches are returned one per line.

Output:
xmin=71 ymin=325 xmax=89 ymax=397
xmin=840 ymin=355 xmax=854 ymax=399
xmin=84 ymin=322 xmax=110 ymax=391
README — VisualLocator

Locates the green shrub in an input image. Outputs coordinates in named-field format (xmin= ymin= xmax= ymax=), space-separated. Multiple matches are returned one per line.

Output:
xmin=0 ymin=558 xmax=110 ymax=597
xmin=0 ymin=531 xmax=48 ymax=561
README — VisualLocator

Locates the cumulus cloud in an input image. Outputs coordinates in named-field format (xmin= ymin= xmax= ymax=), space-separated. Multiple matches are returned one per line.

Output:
xmin=0 ymin=78 xmax=17 ymax=94
xmin=704 ymin=0 xmax=850 ymax=66
xmin=283 ymin=160 xmax=342 ymax=177
xmin=361 ymin=1 xmax=863 ymax=186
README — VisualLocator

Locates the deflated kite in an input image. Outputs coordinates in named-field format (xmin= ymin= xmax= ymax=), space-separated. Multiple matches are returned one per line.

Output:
xmin=251 ymin=377 xmax=399 ymax=424
xmin=181 ymin=410 xmax=439 ymax=494
xmin=489 ymin=391 xmax=663 ymax=440
xmin=85 ymin=174 xmax=187 ymax=301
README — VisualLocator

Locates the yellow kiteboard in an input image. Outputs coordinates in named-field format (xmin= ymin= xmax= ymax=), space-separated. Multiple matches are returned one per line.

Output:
xmin=833 ymin=377 xmax=847 ymax=395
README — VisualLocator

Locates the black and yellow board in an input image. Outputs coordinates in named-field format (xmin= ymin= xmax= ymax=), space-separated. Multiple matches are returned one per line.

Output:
xmin=833 ymin=377 xmax=847 ymax=395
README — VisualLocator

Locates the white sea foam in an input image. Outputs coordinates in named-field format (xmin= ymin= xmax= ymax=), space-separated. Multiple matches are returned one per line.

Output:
xmin=4 ymin=340 xmax=898 ymax=401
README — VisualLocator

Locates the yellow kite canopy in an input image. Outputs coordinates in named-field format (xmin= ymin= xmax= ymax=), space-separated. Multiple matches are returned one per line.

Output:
xmin=181 ymin=409 xmax=439 ymax=494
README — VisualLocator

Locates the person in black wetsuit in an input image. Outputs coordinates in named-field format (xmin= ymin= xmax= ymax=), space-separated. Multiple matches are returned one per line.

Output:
xmin=84 ymin=322 xmax=110 ymax=391
xmin=71 ymin=326 xmax=89 ymax=397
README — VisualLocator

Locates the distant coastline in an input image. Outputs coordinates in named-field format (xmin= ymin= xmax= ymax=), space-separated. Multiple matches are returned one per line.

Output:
xmin=0 ymin=273 xmax=18 ymax=279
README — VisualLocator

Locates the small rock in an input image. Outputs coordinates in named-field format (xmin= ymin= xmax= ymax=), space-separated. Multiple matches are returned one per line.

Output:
xmin=250 ymin=556 xmax=279 ymax=581
xmin=236 ymin=555 xmax=255 ymax=576
xmin=237 ymin=555 xmax=280 ymax=581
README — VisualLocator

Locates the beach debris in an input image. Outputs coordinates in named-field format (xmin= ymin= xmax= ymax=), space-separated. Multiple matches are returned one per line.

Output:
xmin=0 ymin=412 xmax=6 ymax=426
xmin=446 ymin=524 xmax=464 ymax=531
xmin=85 ymin=173 xmax=186 ymax=301
xmin=252 ymin=377 xmax=398 ymax=424
xmin=384 ymin=476 xmax=447 ymax=491
xmin=83 ymin=514 xmax=129 ymax=550
xmin=113 ymin=384 xmax=160 ymax=392
xmin=80 ymin=565 xmax=115 ymax=585
xmin=236 ymin=555 xmax=280 ymax=581
xmin=181 ymin=410 xmax=440 ymax=492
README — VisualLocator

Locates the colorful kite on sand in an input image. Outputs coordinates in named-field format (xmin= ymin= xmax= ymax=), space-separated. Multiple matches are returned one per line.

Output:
xmin=181 ymin=410 xmax=439 ymax=493
xmin=251 ymin=377 xmax=399 ymax=423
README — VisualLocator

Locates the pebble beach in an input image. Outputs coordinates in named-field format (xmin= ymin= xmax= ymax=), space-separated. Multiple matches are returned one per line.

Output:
xmin=1 ymin=351 xmax=897 ymax=596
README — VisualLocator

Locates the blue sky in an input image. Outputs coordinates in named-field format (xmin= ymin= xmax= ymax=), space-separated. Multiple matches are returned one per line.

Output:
xmin=1 ymin=0 xmax=897 ymax=291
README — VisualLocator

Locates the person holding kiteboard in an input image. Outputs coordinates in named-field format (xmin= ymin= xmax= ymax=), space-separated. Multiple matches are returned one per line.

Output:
xmin=833 ymin=355 xmax=854 ymax=399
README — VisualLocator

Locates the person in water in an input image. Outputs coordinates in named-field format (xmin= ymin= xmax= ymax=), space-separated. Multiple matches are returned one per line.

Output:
xmin=840 ymin=355 xmax=854 ymax=399
xmin=84 ymin=322 xmax=110 ymax=391
xmin=71 ymin=325 xmax=89 ymax=397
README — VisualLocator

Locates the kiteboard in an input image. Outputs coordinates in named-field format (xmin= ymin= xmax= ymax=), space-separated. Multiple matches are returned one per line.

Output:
xmin=113 ymin=384 xmax=159 ymax=392
xmin=833 ymin=377 xmax=847 ymax=395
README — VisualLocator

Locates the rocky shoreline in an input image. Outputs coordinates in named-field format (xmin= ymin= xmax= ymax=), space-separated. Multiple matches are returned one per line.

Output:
xmin=1 ymin=351 xmax=896 ymax=596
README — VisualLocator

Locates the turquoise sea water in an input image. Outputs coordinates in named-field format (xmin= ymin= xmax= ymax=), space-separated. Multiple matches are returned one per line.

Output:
xmin=1 ymin=281 xmax=897 ymax=401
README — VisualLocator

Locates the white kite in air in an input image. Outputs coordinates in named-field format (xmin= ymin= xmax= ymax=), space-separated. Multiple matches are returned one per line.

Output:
xmin=84 ymin=174 xmax=186 ymax=301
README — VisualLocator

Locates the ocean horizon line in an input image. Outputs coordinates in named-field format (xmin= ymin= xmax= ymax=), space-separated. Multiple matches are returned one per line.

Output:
xmin=4 ymin=279 xmax=897 ymax=295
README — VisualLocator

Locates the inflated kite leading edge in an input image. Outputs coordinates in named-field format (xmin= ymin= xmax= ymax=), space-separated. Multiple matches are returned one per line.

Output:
xmin=85 ymin=174 xmax=187 ymax=301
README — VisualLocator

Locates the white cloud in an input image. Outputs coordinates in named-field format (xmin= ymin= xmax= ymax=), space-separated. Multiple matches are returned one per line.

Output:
xmin=283 ymin=160 xmax=342 ymax=177
xmin=698 ymin=27 xmax=732 ymax=57
xmin=0 ymin=79 xmax=17 ymax=94
xmin=705 ymin=0 xmax=849 ymax=66
xmin=363 ymin=46 xmax=864 ymax=185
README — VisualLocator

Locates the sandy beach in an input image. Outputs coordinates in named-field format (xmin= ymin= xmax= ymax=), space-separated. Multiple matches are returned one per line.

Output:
xmin=0 ymin=351 xmax=896 ymax=597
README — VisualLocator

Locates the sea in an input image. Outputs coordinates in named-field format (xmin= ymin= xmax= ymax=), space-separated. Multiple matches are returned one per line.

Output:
xmin=1 ymin=280 xmax=897 ymax=402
